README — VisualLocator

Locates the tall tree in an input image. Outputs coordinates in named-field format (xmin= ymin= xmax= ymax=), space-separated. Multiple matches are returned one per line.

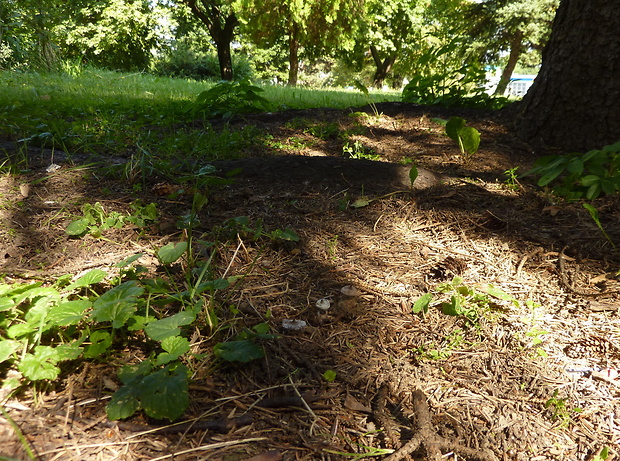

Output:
xmin=362 ymin=0 xmax=424 ymax=88
xmin=239 ymin=0 xmax=363 ymax=86
xmin=515 ymin=0 xmax=620 ymax=151
xmin=182 ymin=0 xmax=238 ymax=80
xmin=60 ymin=0 xmax=159 ymax=70
xmin=475 ymin=0 xmax=558 ymax=96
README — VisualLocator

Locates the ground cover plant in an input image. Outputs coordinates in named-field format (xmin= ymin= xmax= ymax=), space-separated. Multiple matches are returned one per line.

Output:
xmin=0 ymin=69 xmax=619 ymax=461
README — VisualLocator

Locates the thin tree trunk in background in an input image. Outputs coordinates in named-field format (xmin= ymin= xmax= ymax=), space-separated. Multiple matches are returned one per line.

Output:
xmin=494 ymin=30 xmax=523 ymax=96
xmin=288 ymin=23 xmax=300 ymax=86
xmin=370 ymin=45 xmax=397 ymax=88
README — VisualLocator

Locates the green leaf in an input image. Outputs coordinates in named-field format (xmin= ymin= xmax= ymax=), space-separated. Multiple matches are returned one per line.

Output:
xmin=118 ymin=360 xmax=153 ymax=384
xmin=144 ymin=311 xmax=196 ymax=341
xmin=158 ymin=242 xmax=188 ymax=264
xmin=139 ymin=364 xmax=189 ymax=421
xmin=156 ymin=336 xmax=191 ymax=365
xmin=458 ymin=126 xmax=480 ymax=156
xmin=194 ymin=278 xmax=230 ymax=294
xmin=0 ymin=339 xmax=21 ymax=363
xmin=409 ymin=165 xmax=419 ymax=186
xmin=18 ymin=346 xmax=61 ymax=380
xmin=84 ymin=330 xmax=112 ymax=358
xmin=107 ymin=382 xmax=142 ymax=420
xmin=352 ymin=80 xmax=369 ymax=95
xmin=441 ymin=296 xmax=461 ymax=317
xmin=322 ymin=369 xmax=337 ymax=382
xmin=270 ymin=227 xmax=300 ymax=241
xmin=46 ymin=299 xmax=92 ymax=327
xmin=351 ymin=196 xmax=372 ymax=208
xmin=412 ymin=293 xmax=433 ymax=314
xmin=115 ymin=253 xmax=144 ymax=268
xmin=0 ymin=296 xmax=15 ymax=312
xmin=55 ymin=342 xmax=83 ymax=361
xmin=92 ymin=281 xmax=143 ymax=328
xmin=445 ymin=117 xmax=466 ymax=142
xmin=65 ymin=218 xmax=90 ymax=236
xmin=485 ymin=285 xmax=518 ymax=306
xmin=213 ymin=340 xmax=265 ymax=363
xmin=64 ymin=269 xmax=107 ymax=291
xmin=7 ymin=323 xmax=36 ymax=339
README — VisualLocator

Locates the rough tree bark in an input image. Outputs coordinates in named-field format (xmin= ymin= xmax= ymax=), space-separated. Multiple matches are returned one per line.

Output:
xmin=184 ymin=0 xmax=238 ymax=81
xmin=515 ymin=0 xmax=620 ymax=151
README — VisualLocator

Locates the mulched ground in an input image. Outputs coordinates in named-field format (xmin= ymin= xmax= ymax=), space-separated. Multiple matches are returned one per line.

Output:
xmin=1 ymin=102 xmax=619 ymax=461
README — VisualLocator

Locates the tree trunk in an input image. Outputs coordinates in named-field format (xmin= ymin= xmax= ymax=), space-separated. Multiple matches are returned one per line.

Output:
xmin=370 ymin=45 xmax=397 ymax=88
xmin=494 ymin=30 xmax=523 ymax=96
xmin=515 ymin=0 xmax=620 ymax=151
xmin=215 ymin=40 xmax=234 ymax=81
xmin=288 ymin=23 xmax=300 ymax=86
xmin=184 ymin=0 xmax=237 ymax=81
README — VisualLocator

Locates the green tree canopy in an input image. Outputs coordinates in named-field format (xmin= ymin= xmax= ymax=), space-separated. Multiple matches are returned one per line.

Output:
xmin=238 ymin=0 xmax=364 ymax=86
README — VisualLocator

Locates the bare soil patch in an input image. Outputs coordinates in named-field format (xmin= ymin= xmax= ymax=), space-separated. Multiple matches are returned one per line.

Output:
xmin=1 ymin=103 xmax=619 ymax=460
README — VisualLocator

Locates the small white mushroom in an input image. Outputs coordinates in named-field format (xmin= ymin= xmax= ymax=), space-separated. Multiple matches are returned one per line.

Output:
xmin=282 ymin=319 xmax=307 ymax=331
xmin=315 ymin=298 xmax=332 ymax=311
xmin=341 ymin=285 xmax=362 ymax=297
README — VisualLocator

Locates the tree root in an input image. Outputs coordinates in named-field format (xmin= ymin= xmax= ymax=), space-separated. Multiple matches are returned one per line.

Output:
xmin=385 ymin=390 xmax=498 ymax=461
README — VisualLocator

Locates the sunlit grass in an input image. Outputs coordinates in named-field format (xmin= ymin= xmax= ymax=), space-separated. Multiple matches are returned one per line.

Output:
xmin=0 ymin=68 xmax=400 ymax=167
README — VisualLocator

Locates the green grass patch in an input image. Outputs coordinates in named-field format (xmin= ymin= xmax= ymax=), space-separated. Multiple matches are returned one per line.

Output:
xmin=0 ymin=69 xmax=398 ymax=168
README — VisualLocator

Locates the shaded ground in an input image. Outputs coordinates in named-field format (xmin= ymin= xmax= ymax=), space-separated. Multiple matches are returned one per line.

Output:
xmin=1 ymin=102 xmax=619 ymax=460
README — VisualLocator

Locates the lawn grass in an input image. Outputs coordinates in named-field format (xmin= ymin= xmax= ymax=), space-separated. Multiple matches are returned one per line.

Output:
xmin=0 ymin=68 xmax=399 ymax=167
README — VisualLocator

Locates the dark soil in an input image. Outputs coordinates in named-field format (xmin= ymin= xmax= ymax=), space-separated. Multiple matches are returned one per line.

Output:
xmin=1 ymin=102 xmax=619 ymax=461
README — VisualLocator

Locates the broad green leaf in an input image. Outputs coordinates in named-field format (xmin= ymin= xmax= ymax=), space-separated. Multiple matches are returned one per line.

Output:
xmin=412 ymin=293 xmax=433 ymax=314
xmin=253 ymin=322 xmax=270 ymax=335
xmin=12 ymin=285 xmax=56 ymax=306
xmin=55 ymin=342 xmax=83 ymax=361
xmin=445 ymin=117 xmax=466 ymax=142
xmin=351 ymin=196 xmax=372 ymax=208
xmin=46 ymin=299 xmax=92 ymax=327
xmin=138 ymin=364 xmax=189 ymax=421
xmin=194 ymin=278 xmax=230 ymax=294
xmin=0 ymin=296 xmax=15 ymax=312
xmin=64 ymin=269 xmax=108 ymax=291
xmin=580 ymin=174 xmax=601 ymax=187
xmin=271 ymin=227 xmax=300 ymax=241
xmin=352 ymin=80 xmax=369 ymax=95
xmin=92 ymin=281 xmax=143 ymax=328
xmin=107 ymin=383 xmax=142 ymax=420
xmin=65 ymin=218 xmax=90 ymax=236
xmin=156 ymin=336 xmax=191 ymax=365
xmin=459 ymin=126 xmax=480 ymax=156
xmin=118 ymin=360 xmax=153 ymax=384
xmin=485 ymin=285 xmax=518 ymax=306
xmin=441 ymin=296 xmax=461 ymax=317
xmin=18 ymin=346 xmax=61 ymax=381
xmin=566 ymin=158 xmax=584 ymax=175
xmin=213 ymin=340 xmax=265 ymax=363
xmin=158 ymin=242 xmax=188 ymax=264
xmin=144 ymin=311 xmax=196 ymax=341
xmin=0 ymin=339 xmax=21 ymax=363
xmin=7 ymin=323 xmax=36 ymax=339
xmin=126 ymin=314 xmax=157 ymax=331
xmin=84 ymin=330 xmax=112 ymax=358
